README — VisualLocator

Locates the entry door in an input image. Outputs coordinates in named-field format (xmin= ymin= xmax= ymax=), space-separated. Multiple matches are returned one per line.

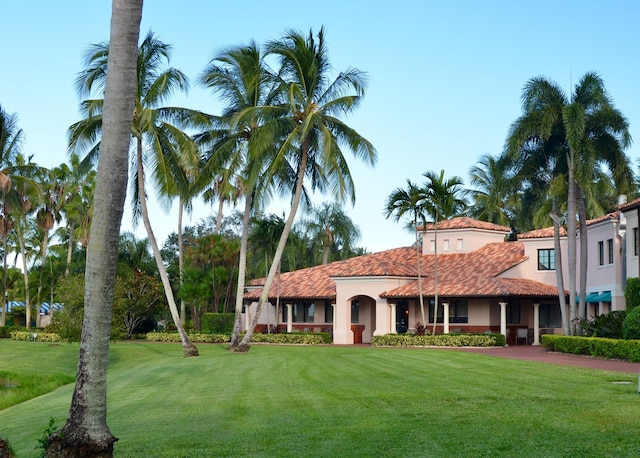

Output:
xmin=396 ymin=301 xmax=409 ymax=333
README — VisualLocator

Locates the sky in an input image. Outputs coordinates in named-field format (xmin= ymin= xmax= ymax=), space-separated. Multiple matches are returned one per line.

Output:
xmin=2 ymin=1 xmax=640 ymax=253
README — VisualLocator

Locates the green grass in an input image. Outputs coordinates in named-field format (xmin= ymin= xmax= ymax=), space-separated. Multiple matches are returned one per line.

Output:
xmin=1 ymin=340 xmax=639 ymax=457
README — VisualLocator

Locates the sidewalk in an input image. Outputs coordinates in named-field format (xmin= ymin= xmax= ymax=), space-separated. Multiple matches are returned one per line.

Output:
xmin=458 ymin=344 xmax=640 ymax=374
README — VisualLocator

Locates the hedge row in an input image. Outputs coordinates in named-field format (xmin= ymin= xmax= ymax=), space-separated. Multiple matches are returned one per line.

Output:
xmin=11 ymin=331 xmax=61 ymax=342
xmin=146 ymin=332 xmax=230 ymax=343
xmin=542 ymin=334 xmax=640 ymax=362
xmin=371 ymin=333 xmax=506 ymax=347
xmin=146 ymin=331 xmax=332 ymax=345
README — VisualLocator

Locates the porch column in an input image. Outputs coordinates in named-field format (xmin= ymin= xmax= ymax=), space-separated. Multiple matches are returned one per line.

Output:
xmin=389 ymin=303 xmax=397 ymax=334
xmin=499 ymin=302 xmax=507 ymax=343
xmin=442 ymin=302 xmax=450 ymax=334
xmin=532 ymin=303 xmax=541 ymax=346
xmin=244 ymin=302 xmax=252 ymax=331
xmin=286 ymin=304 xmax=293 ymax=333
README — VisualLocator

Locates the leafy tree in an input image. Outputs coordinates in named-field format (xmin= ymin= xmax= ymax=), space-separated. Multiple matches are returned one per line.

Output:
xmin=46 ymin=2 xmax=143 ymax=454
xmin=468 ymin=153 xmax=518 ymax=227
xmin=237 ymin=28 xmax=377 ymax=351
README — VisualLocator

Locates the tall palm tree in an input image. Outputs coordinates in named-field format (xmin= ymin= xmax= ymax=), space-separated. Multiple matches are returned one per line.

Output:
xmin=507 ymin=72 xmax=633 ymax=334
xmin=421 ymin=170 xmax=466 ymax=335
xmin=468 ymin=153 xmax=518 ymax=227
xmin=385 ymin=180 xmax=429 ymax=325
xmin=198 ymin=42 xmax=274 ymax=348
xmin=304 ymin=201 xmax=361 ymax=265
xmin=46 ymin=2 xmax=143 ymax=454
xmin=236 ymin=28 xmax=377 ymax=351
xmin=69 ymin=31 xmax=208 ymax=356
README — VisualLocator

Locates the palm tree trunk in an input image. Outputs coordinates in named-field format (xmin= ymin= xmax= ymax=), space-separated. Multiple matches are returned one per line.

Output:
xmin=567 ymin=165 xmax=577 ymax=335
xmin=1 ymin=229 xmax=7 ymax=327
xmin=576 ymin=185 xmax=588 ymax=325
xmin=229 ymin=193 xmax=251 ymax=349
xmin=550 ymin=204 xmax=569 ymax=335
xmin=415 ymin=216 xmax=425 ymax=326
xmin=65 ymin=221 xmax=75 ymax=276
xmin=45 ymin=4 xmax=143 ymax=454
xmin=178 ymin=197 xmax=186 ymax=325
xmin=137 ymin=139 xmax=198 ymax=357
xmin=432 ymin=217 xmax=439 ymax=335
xmin=237 ymin=150 xmax=309 ymax=352
xmin=16 ymin=223 xmax=31 ymax=330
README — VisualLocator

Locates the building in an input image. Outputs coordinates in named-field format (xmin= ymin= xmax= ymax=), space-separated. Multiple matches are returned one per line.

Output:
xmin=243 ymin=205 xmax=637 ymax=345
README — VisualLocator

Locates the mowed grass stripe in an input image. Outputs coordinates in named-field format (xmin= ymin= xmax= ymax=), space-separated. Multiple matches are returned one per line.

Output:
xmin=1 ymin=341 xmax=639 ymax=457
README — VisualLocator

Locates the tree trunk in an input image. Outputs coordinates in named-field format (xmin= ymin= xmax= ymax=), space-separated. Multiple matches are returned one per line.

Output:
xmin=137 ymin=138 xmax=198 ymax=357
xmin=576 ymin=185 xmax=588 ymax=325
xmin=236 ymin=150 xmax=309 ymax=352
xmin=431 ymin=217 xmax=439 ymax=335
xmin=66 ymin=221 xmax=75 ymax=276
xmin=1 ymin=229 xmax=7 ymax=327
xmin=229 ymin=193 xmax=251 ymax=349
xmin=567 ymin=165 xmax=577 ymax=335
xmin=178 ymin=197 xmax=186 ymax=326
xmin=46 ymin=2 xmax=143 ymax=455
xmin=16 ymin=223 xmax=31 ymax=330
xmin=550 ymin=207 xmax=569 ymax=335
xmin=414 ymin=216 xmax=425 ymax=326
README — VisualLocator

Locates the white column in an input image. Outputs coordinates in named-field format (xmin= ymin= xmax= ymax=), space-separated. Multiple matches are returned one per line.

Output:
xmin=244 ymin=302 xmax=252 ymax=331
xmin=499 ymin=302 xmax=508 ymax=344
xmin=533 ymin=303 xmax=541 ymax=346
xmin=390 ymin=303 xmax=397 ymax=334
xmin=443 ymin=302 xmax=450 ymax=334
xmin=286 ymin=304 xmax=293 ymax=333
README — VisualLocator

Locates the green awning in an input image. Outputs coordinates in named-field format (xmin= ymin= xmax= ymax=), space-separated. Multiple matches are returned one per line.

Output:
xmin=594 ymin=291 xmax=611 ymax=302
xmin=576 ymin=292 xmax=611 ymax=303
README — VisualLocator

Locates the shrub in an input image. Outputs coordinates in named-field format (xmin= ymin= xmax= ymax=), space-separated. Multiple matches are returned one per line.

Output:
xmin=202 ymin=313 xmax=235 ymax=334
xmin=623 ymin=306 xmax=640 ymax=340
xmin=146 ymin=332 xmax=230 ymax=343
xmin=10 ymin=331 xmax=61 ymax=342
xmin=624 ymin=277 xmax=640 ymax=310
xmin=541 ymin=334 xmax=640 ymax=362
xmin=48 ymin=307 xmax=84 ymax=342
xmin=0 ymin=326 xmax=21 ymax=339
xmin=371 ymin=333 xmax=505 ymax=347
xmin=576 ymin=310 xmax=626 ymax=338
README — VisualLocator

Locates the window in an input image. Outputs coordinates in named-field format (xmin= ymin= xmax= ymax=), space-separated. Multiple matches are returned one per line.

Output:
xmin=283 ymin=302 xmax=315 ymax=323
xmin=507 ymin=302 xmax=521 ymax=324
xmin=351 ymin=300 xmax=360 ymax=323
xmin=539 ymin=304 xmax=562 ymax=328
xmin=443 ymin=239 xmax=450 ymax=251
xmin=634 ymin=227 xmax=639 ymax=256
xmin=607 ymin=238 xmax=614 ymax=264
xmin=324 ymin=301 xmax=333 ymax=323
xmin=538 ymin=249 xmax=555 ymax=270
xmin=428 ymin=300 xmax=468 ymax=323
xmin=598 ymin=241 xmax=604 ymax=266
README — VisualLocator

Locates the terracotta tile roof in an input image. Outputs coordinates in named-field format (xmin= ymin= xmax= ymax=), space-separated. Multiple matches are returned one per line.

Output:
xmin=381 ymin=242 xmax=542 ymax=298
xmin=518 ymin=213 xmax=616 ymax=239
xmin=420 ymin=216 xmax=511 ymax=232
xmin=245 ymin=247 xmax=417 ymax=300
xmin=617 ymin=197 xmax=640 ymax=212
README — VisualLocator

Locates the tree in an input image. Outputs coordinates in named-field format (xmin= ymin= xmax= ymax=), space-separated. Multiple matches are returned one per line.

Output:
xmin=46 ymin=1 xmax=143 ymax=455
xmin=384 ymin=180 xmax=429 ymax=325
xmin=68 ymin=31 xmax=207 ymax=356
xmin=507 ymin=72 xmax=634 ymax=334
xmin=303 ymin=201 xmax=361 ymax=265
xmin=421 ymin=170 xmax=466 ymax=334
xmin=468 ymin=153 xmax=518 ymax=227
xmin=236 ymin=28 xmax=377 ymax=351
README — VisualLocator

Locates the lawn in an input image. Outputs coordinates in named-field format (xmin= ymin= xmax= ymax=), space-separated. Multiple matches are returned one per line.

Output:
xmin=1 ymin=340 xmax=639 ymax=457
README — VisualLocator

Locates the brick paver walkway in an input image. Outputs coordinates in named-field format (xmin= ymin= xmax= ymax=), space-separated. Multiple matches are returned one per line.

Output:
xmin=459 ymin=344 xmax=640 ymax=374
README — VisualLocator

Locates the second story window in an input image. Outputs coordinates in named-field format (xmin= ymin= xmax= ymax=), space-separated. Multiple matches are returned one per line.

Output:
xmin=598 ymin=241 xmax=604 ymax=266
xmin=634 ymin=227 xmax=639 ymax=256
xmin=608 ymin=238 xmax=614 ymax=264
xmin=538 ymin=249 xmax=555 ymax=270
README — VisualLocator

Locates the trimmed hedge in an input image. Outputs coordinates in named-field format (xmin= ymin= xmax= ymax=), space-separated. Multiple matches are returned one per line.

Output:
xmin=541 ymin=334 xmax=640 ymax=362
xmin=371 ymin=333 xmax=506 ymax=347
xmin=146 ymin=331 xmax=332 ymax=345
xmin=11 ymin=331 xmax=61 ymax=342
xmin=0 ymin=326 xmax=22 ymax=338
xmin=201 ymin=313 xmax=235 ymax=334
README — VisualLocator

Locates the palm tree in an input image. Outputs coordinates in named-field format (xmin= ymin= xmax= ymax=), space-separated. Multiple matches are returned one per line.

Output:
xmin=198 ymin=42 xmax=274 ymax=348
xmin=421 ymin=170 xmax=466 ymax=335
xmin=235 ymin=28 xmax=377 ymax=351
xmin=69 ymin=31 xmax=208 ymax=356
xmin=507 ymin=72 xmax=633 ymax=334
xmin=384 ymin=180 xmax=429 ymax=325
xmin=304 ymin=201 xmax=361 ymax=265
xmin=468 ymin=153 xmax=518 ymax=227
xmin=46 ymin=3 xmax=143 ymax=453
